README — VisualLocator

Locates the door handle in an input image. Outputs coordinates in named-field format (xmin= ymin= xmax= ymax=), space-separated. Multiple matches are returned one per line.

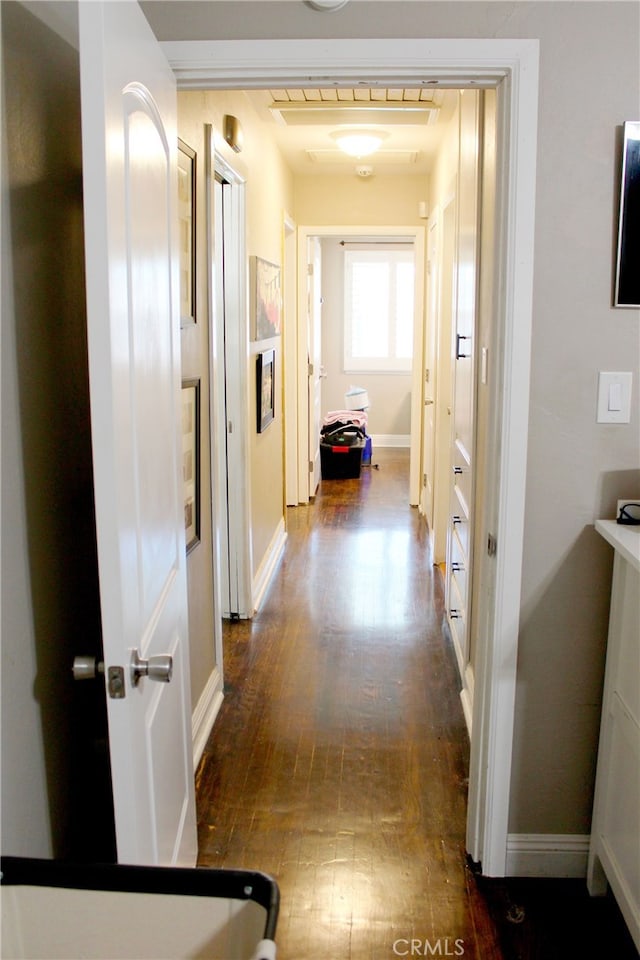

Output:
xmin=131 ymin=650 xmax=173 ymax=686
xmin=456 ymin=334 xmax=471 ymax=359
xmin=424 ymin=399 xmax=434 ymax=405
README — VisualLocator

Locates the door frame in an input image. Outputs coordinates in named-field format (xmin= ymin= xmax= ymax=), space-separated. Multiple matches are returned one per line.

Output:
xmin=164 ymin=36 xmax=539 ymax=878
xmin=208 ymin=140 xmax=253 ymax=619
xmin=294 ymin=225 xmax=426 ymax=505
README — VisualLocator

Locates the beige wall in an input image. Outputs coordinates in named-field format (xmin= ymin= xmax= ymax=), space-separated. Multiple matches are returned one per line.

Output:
xmin=145 ymin=1 xmax=640 ymax=841
xmin=295 ymin=173 xmax=427 ymax=228
xmin=175 ymin=104 xmax=218 ymax=709
xmin=177 ymin=91 xmax=293 ymax=581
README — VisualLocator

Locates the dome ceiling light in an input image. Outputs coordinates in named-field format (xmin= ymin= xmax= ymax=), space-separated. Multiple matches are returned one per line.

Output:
xmin=305 ymin=0 xmax=351 ymax=10
xmin=331 ymin=129 xmax=388 ymax=157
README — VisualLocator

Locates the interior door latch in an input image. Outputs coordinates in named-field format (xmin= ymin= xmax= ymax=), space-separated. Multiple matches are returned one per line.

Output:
xmin=72 ymin=656 xmax=125 ymax=699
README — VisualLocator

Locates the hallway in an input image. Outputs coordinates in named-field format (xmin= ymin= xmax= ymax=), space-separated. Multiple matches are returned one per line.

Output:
xmin=195 ymin=448 xmax=501 ymax=959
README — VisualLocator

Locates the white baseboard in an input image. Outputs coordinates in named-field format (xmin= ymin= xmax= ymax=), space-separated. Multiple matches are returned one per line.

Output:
xmin=252 ymin=517 xmax=287 ymax=613
xmin=460 ymin=688 xmax=473 ymax=738
xmin=192 ymin=666 xmax=224 ymax=769
xmin=506 ymin=834 xmax=590 ymax=878
xmin=370 ymin=433 xmax=411 ymax=448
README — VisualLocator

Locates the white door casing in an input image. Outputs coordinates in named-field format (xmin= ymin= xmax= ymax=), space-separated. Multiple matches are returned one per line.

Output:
xmin=421 ymin=218 xmax=439 ymax=530
xmin=432 ymin=193 xmax=456 ymax=566
xmin=164 ymin=37 xmax=539 ymax=877
xmin=284 ymin=215 xmax=299 ymax=506
xmin=210 ymin=142 xmax=252 ymax=619
xmin=308 ymin=237 xmax=323 ymax=497
xmin=79 ymin=1 xmax=197 ymax=866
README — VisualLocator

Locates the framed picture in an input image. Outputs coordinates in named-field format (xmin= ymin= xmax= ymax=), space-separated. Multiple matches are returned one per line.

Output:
xmin=181 ymin=379 xmax=200 ymax=552
xmin=614 ymin=120 xmax=640 ymax=308
xmin=250 ymin=256 xmax=281 ymax=340
xmin=256 ymin=349 xmax=275 ymax=433
xmin=178 ymin=139 xmax=196 ymax=326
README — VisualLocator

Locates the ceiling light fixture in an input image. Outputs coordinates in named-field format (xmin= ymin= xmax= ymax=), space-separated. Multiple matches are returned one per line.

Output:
xmin=305 ymin=0 xmax=351 ymax=10
xmin=331 ymin=129 xmax=388 ymax=157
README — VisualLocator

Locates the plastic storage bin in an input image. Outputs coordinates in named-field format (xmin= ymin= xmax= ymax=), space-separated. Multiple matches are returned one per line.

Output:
xmin=320 ymin=426 xmax=365 ymax=479
xmin=1 ymin=857 xmax=279 ymax=960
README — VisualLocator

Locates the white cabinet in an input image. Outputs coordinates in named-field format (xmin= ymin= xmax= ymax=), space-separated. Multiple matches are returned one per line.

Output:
xmin=588 ymin=520 xmax=640 ymax=953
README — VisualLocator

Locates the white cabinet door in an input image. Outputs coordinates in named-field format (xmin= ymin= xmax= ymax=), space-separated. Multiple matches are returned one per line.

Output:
xmin=79 ymin=0 xmax=197 ymax=866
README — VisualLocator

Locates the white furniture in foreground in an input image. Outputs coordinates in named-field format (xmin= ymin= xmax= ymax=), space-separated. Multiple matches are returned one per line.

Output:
xmin=588 ymin=520 xmax=640 ymax=952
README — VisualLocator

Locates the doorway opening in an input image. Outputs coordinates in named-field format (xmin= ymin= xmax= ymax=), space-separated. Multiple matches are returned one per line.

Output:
xmin=169 ymin=36 xmax=538 ymax=876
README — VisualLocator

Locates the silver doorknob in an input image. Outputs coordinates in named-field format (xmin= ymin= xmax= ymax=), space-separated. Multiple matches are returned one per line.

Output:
xmin=131 ymin=650 xmax=173 ymax=686
xmin=72 ymin=656 xmax=105 ymax=680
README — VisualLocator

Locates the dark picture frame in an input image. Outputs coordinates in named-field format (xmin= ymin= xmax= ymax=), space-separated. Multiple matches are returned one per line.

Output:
xmin=614 ymin=121 xmax=640 ymax=308
xmin=181 ymin=379 xmax=200 ymax=552
xmin=256 ymin=349 xmax=275 ymax=433
xmin=250 ymin=256 xmax=281 ymax=340
xmin=177 ymin=139 xmax=196 ymax=326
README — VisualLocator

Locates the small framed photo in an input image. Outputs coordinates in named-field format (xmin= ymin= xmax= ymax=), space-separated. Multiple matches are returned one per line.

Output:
xmin=250 ymin=256 xmax=281 ymax=340
xmin=181 ymin=379 xmax=200 ymax=552
xmin=256 ymin=348 xmax=275 ymax=433
xmin=178 ymin=139 xmax=196 ymax=326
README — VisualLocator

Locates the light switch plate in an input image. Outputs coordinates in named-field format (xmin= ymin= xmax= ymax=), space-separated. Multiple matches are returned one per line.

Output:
xmin=597 ymin=371 xmax=633 ymax=423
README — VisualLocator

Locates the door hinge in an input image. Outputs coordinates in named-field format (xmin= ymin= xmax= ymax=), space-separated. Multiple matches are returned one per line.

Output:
xmin=308 ymin=362 xmax=314 ymax=377
xmin=425 ymin=368 xmax=430 ymax=383
xmin=307 ymin=263 xmax=314 ymax=276
xmin=487 ymin=533 xmax=497 ymax=557
xmin=423 ymin=473 xmax=427 ymax=488
xmin=309 ymin=460 xmax=314 ymax=473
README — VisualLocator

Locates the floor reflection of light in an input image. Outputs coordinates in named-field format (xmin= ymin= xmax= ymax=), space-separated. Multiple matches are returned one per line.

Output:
xmin=310 ymin=529 xmax=413 ymax=629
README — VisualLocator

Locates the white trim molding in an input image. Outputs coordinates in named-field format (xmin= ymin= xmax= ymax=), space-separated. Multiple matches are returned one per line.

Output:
xmin=162 ymin=38 xmax=526 ymax=90
xmin=370 ymin=433 xmax=411 ymax=448
xmin=506 ymin=834 xmax=590 ymax=879
xmin=192 ymin=667 xmax=224 ymax=769
xmin=252 ymin=518 xmax=287 ymax=614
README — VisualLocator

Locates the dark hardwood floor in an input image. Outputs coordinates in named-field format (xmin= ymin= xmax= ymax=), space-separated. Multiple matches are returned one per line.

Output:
xmin=195 ymin=448 xmax=637 ymax=960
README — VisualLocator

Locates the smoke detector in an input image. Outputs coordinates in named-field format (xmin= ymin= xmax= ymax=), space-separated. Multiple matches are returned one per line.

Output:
xmin=356 ymin=165 xmax=374 ymax=178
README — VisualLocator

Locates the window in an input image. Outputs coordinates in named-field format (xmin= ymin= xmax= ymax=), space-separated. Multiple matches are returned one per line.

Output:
xmin=344 ymin=246 xmax=415 ymax=372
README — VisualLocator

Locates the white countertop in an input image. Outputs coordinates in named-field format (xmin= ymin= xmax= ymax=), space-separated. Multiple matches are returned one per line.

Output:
xmin=596 ymin=519 xmax=640 ymax=573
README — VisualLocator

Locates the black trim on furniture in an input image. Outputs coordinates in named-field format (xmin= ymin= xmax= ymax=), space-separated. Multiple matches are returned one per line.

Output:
xmin=1 ymin=857 xmax=279 ymax=941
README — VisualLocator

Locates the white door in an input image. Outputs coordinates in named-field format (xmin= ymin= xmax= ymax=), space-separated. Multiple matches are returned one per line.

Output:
xmin=421 ymin=219 xmax=439 ymax=529
xmin=79 ymin=0 xmax=197 ymax=866
xmin=307 ymin=237 xmax=323 ymax=496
